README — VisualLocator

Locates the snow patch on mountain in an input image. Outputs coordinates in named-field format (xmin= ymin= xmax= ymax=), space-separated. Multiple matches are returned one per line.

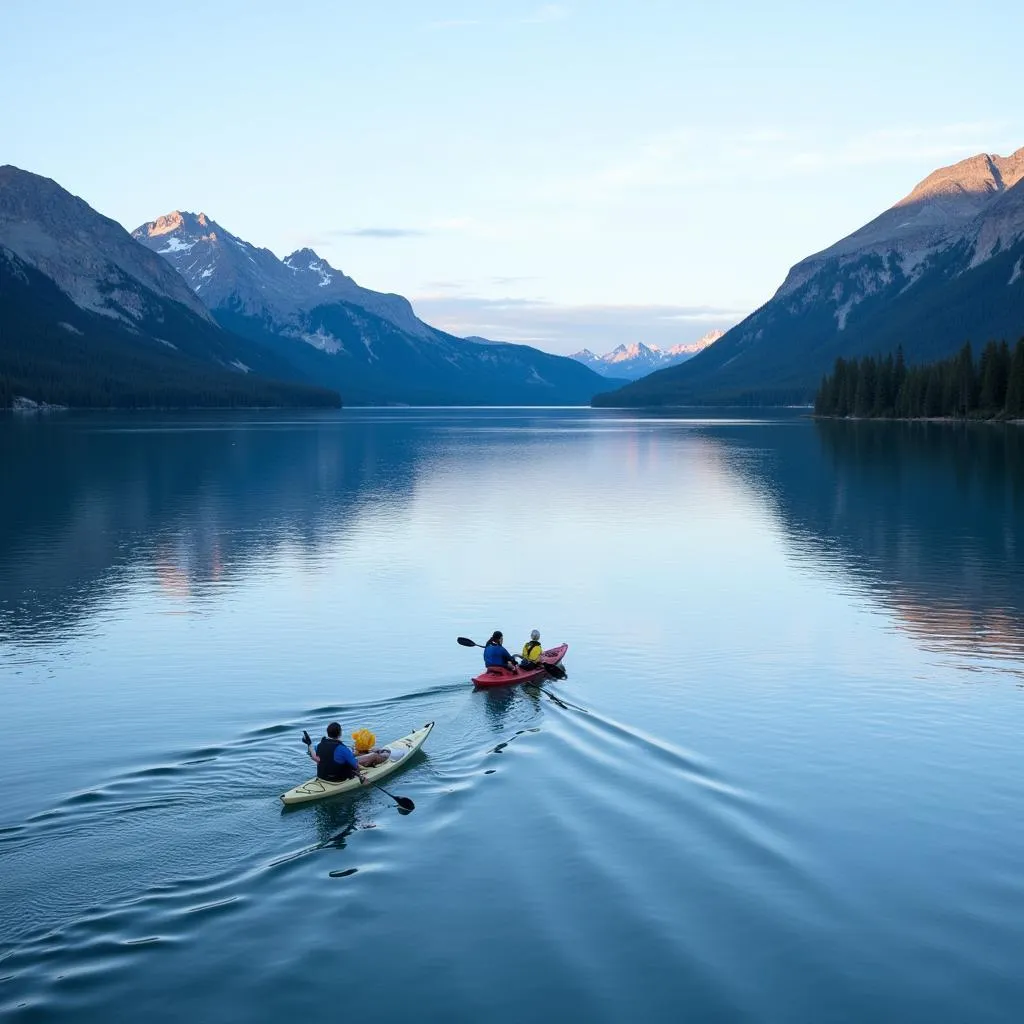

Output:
xmin=158 ymin=236 xmax=196 ymax=254
xmin=296 ymin=327 xmax=344 ymax=355
xmin=310 ymin=260 xmax=332 ymax=287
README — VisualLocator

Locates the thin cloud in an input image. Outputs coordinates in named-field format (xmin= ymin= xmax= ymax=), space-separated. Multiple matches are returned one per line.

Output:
xmin=490 ymin=275 xmax=539 ymax=286
xmin=333 ymin=227 xmax=427 ymax=238
xmin=410 ymin=294 xmax=745 ymax=354
xmin=778 ymin=124 xmax=1007 ymax=175
xmin=547 ymin=120 xmax=1014 ymax=205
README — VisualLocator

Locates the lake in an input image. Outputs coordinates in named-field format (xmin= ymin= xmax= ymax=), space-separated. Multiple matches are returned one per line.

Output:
xmin=2 ymin=408 xmax=1023 ymax=1023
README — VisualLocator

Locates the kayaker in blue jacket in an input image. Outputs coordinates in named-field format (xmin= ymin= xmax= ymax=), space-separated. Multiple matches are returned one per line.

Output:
xmin=483 ymin=631 xmax=517 ymax=671
xmin=306 ymin=722 xmax=367 ymax=783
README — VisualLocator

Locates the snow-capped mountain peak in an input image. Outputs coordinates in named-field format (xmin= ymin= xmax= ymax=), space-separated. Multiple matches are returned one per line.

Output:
xmin=133 ymin=213 xmax=434 ymax=339
xmin=605 ymin=342 xmax=660 ymax=364
xmin=569 ymin=332 xmax=724 ymax=380
xmin=142 ymin=210 xmax=216 ymax=239
xmin=665 ymin=330 xmax=724 ymax=357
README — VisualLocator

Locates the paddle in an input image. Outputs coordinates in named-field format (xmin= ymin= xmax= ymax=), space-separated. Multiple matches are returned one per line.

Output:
xmin=302 ymin=731 xmax=415 ymax=811
xmin=371 ymin=784 xmax=415 ymax=811
xmin=524 ymin=683 xmax=589 ymax=714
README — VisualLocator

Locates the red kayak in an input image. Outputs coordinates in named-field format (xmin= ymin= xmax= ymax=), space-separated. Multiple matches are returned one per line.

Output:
xmin=472 ymin=643 xmax=569 ymax=688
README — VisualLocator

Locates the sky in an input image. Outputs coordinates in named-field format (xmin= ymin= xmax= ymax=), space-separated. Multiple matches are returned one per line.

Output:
xmin=2 ymin=0 xmax=1023 ymax=355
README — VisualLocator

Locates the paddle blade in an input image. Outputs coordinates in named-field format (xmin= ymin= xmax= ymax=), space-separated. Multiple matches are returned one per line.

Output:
xmin=456 ymin=637 xmax=478 ymax=647
xmin=396 ymin=796 xmax=416 ymax=811
xmin=545 ymin=663 xmax=567 ymax=680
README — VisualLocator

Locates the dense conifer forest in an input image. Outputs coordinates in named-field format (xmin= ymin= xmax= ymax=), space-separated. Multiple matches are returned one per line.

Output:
xmin=0 ymin=249 xmax=342 ymax=411
xmin=814 ymin=339 xmax=1024 ymax=420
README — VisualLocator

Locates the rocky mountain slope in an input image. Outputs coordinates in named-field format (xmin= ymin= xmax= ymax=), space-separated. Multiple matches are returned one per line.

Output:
xmin=0 ymin=166 xmax=339 ymax=408
xmin=596 ymin=147 xmax=1024 ymax=406
xmin=571 ymin=331 xmax=724 ymax=380
xmin=134 ymin=212 xmax=615 ymax=405
xmin=135 ymin=211 xmax=432 ymax=340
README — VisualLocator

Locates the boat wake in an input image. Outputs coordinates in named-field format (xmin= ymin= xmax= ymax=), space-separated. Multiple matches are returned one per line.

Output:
xmin=0 ymin=679 xmax=818 ymax=1021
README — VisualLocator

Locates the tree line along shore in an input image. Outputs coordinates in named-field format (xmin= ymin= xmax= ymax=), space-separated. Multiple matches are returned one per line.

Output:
xmin=814 ymin=339 xmax=1024 ymax=421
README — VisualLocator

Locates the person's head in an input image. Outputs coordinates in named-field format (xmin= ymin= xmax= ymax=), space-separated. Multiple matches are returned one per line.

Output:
xmin=352 ymin=728 xmax=376 ymax=754
xmin=326 ymin=722 xmax=342 ymax=739
xmin=530 ymin=629 xmax=540 ymax=641
xmin=488 ymin=630 xmax=503 ymax=645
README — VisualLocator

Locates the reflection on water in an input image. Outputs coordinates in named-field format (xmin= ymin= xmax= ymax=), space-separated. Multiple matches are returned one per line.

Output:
xmin=9 ymin=411 xmax=1019 ymax=663
xmin=0 ymin=413 xmax=423 ymax=646
xmin=755 ymin=419 xmax=1024 ymax=663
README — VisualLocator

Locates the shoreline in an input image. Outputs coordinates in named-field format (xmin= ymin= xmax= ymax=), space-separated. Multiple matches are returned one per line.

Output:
xmin=813 ymin=414 xmax=1024 ymax=425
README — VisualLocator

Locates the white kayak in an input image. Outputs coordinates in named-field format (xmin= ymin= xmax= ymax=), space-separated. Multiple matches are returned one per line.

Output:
xmin=280 ymin=721 xmax=434 ymax=806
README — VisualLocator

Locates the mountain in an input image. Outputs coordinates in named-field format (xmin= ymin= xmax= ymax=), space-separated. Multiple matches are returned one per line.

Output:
xmin=133 ymin=213 xmax=615 ymax=405
xmin=135 ymin=211 xmax=432 ymax=341
xmin=571 ymin=332 xmax=724 ymax=380
xmin=0 ymin=166 xmax=340 ymax=409
xmin=596 ymin=147 xmax=1024 ymax=407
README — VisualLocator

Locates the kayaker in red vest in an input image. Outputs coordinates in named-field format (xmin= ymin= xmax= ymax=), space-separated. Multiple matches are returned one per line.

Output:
xmin=306 ymin=722 xmax=367 ymax=783
xmin=520 ymin=629 xmax=543 ymax=668
xmin=483 ymin=631 xmax=517 ymax=671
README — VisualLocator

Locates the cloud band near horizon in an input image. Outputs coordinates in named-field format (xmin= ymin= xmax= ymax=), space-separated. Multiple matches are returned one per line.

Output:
xmin=409 ymin=295 xmax=747 ymax=355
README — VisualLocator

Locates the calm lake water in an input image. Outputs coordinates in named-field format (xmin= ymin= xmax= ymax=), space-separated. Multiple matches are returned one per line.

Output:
xmin=2 ymin=408 xmax=1023 ymax=1023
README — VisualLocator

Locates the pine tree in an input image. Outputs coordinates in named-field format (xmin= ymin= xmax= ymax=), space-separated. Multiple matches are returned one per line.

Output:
xmin=815 ymin=375 xmax=829 ymax=415
xmin=977 ymin=341 xmax=1009 ymax=413
xmin=1006 ymin=338 xmax=1024 ymax=418
xmin=924 ymin=367 xmax=943 ymax=417
xmin=892 ymin=344 xmax=906 ymax=410
xmin=979 ymin=342 xmax=997 ymax=411
xmin=955 ymin=342 xmax=975 ymax=416
xmin=874 ymin=353 xmax=894 ymax=415
xmin=854 ymin=357 xmax=876 ymax=416
xmin=835 ymin=358 xmax=852 ymax=416
xmin=997 ymin=340 xmax=1011 ymax=409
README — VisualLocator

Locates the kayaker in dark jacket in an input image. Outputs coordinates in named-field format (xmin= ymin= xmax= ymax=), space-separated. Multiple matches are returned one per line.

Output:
xmin=483 ymin=631 xmax=517 ymax=670
xmin=306 ymin=722 xmax=366 ymax=782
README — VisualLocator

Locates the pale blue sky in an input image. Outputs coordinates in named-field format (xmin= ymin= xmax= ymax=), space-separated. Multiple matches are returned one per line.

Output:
xmin=2 ymin=0 xmax=1022 ymax=353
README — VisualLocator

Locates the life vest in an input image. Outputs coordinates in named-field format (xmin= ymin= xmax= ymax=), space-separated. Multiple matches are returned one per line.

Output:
xmin=523 ymin=640 xmax=542 ymax=662
xmin=316 ymin=737 xmax=357 ymax=781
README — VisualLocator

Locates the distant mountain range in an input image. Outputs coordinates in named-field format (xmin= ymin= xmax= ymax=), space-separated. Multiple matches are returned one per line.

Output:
xmin=0 ymin=166 xmax=616 ymax=409
xmin=131 ymin=210 xmax=615 ymax=406
xmin=596 ymin=146 xmax=1024 ymax=406
xmin=570 ymin=332 xmax=724 ymax=380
